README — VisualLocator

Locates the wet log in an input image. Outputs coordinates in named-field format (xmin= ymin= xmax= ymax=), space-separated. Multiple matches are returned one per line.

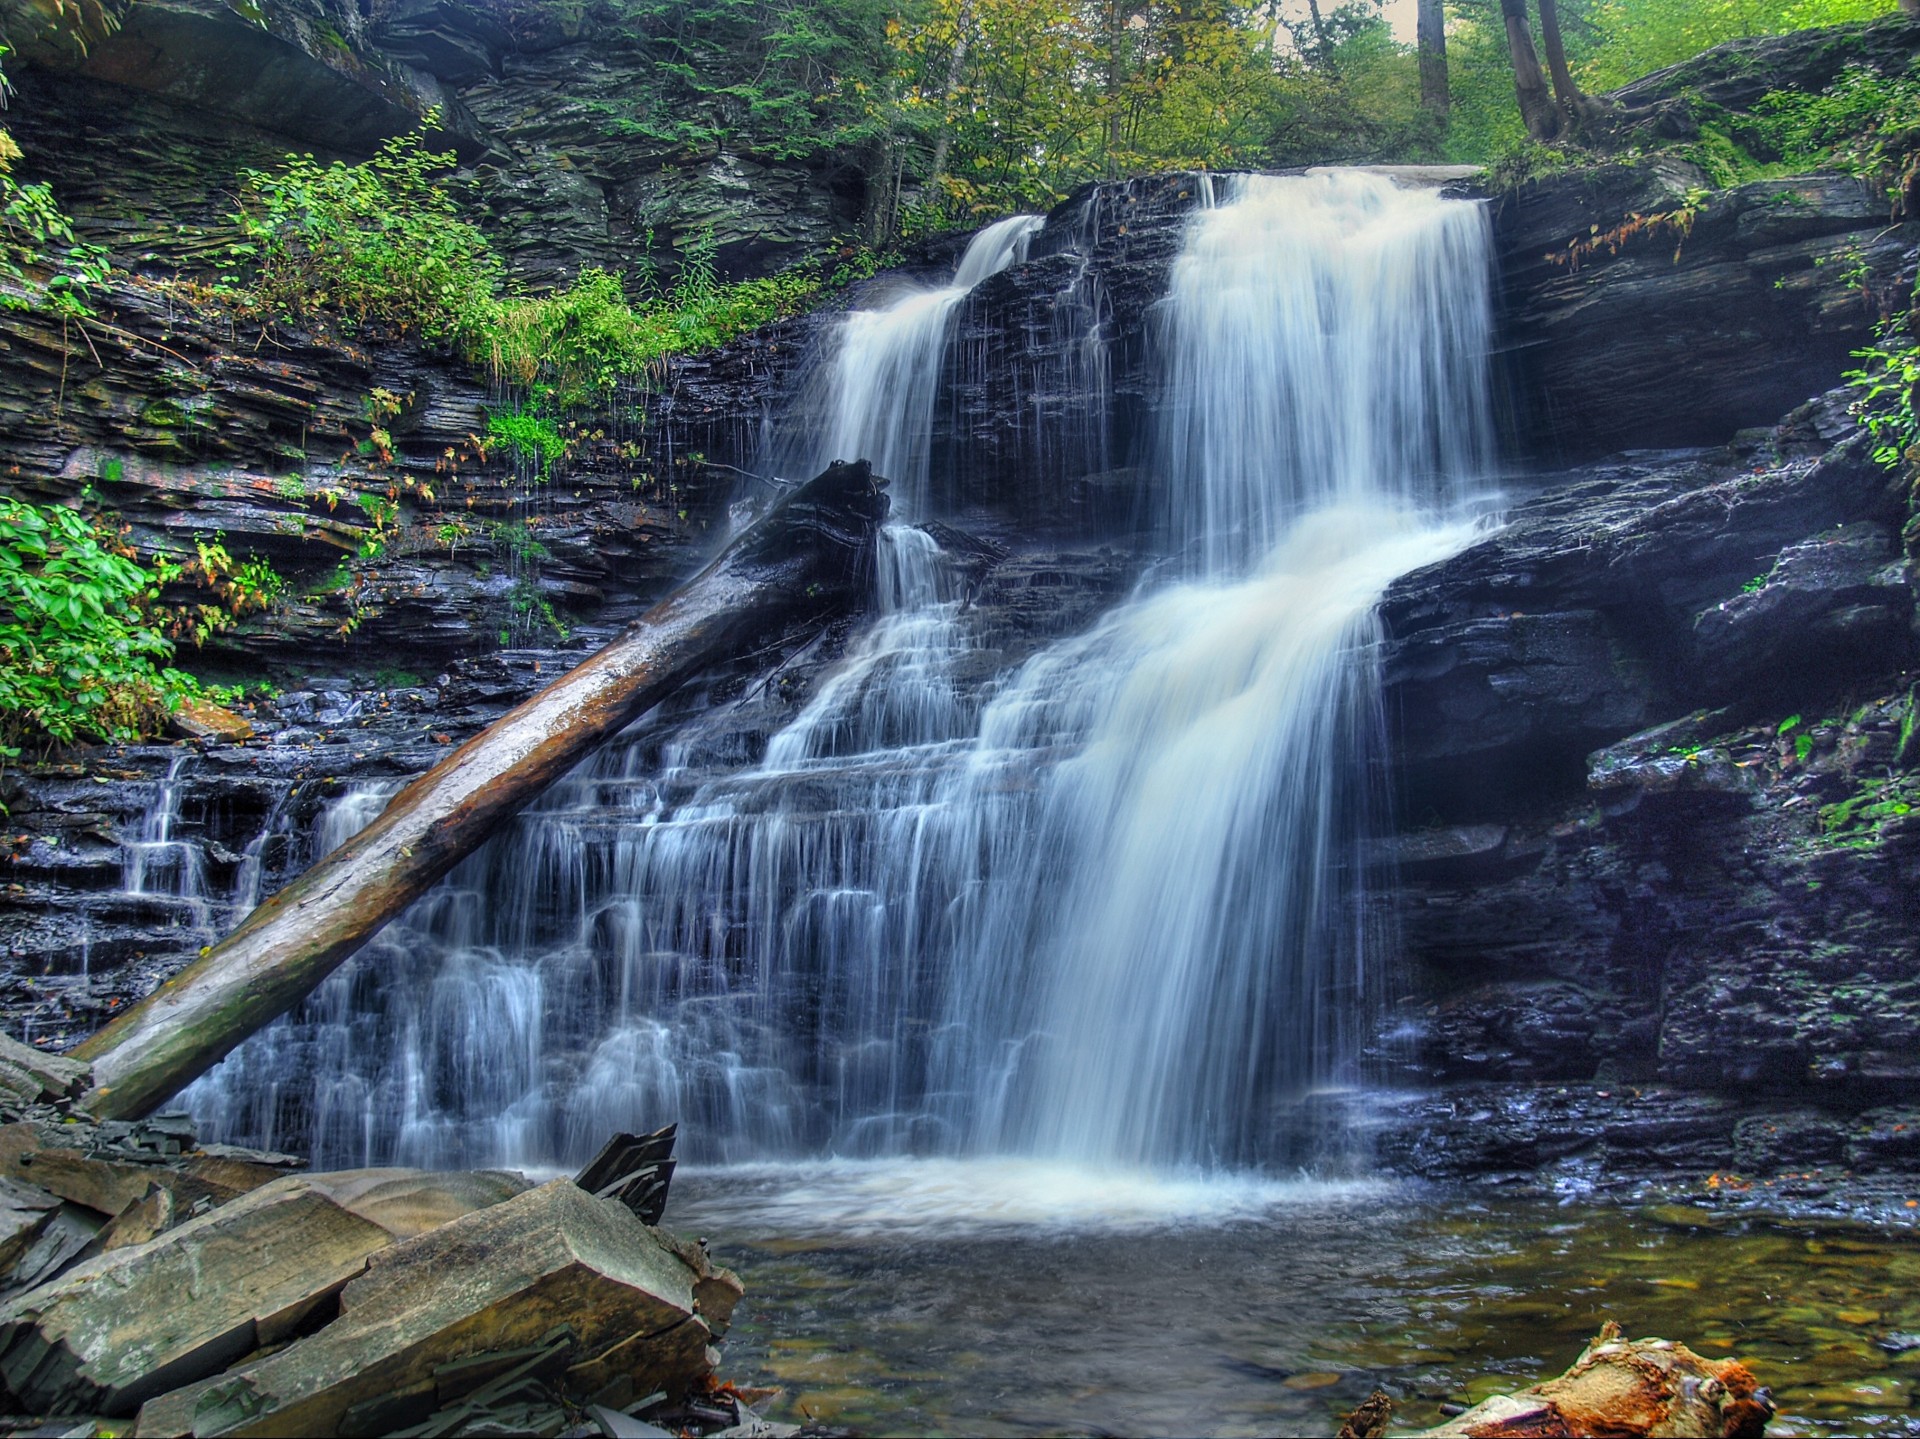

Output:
xmin=73 ymin=464 xmax=887 ymax=1121
xmin=1339 ymin=1323 xmax=1775 ymax=1438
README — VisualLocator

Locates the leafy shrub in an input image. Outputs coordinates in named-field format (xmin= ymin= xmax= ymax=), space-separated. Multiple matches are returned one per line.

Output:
xmin=1754 ymin=62 xmax=1920 ymax=178
xmin=232 ymin=133 xmax=844 ymax=410
xmin=486 ymin=406 xmax=569 ymax=483
xmin=0 ymin=499 xmax=192 ymax=747
xmin=230 ymin=125 xmax=503 ymax=353
xmin=1848 ymin=316 xmax=1918 ymax=471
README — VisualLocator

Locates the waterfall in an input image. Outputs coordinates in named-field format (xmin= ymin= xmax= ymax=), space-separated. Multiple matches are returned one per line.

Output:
xmin=190 ymin=174 xmax=1494 ymax=1181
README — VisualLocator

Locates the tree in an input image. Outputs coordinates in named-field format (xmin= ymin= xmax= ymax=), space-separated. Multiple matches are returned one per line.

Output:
xmin=1418 ymin=0 xmax=1450 ymax=122
xmin=1498 ymin=0 xmax=1561 ymax=140
xmin=1535 ymin=0 xmax=1590 ymax=128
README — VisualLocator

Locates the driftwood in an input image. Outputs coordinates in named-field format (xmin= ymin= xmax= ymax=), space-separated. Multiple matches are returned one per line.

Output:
xmin=1338 ymin=1323 xmax=1774 ymax=1438
xmin=73 ymin=463 xmax=888 ymax=1121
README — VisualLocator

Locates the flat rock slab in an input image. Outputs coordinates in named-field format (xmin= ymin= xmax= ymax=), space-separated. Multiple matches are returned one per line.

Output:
xmin=0 ymin=1174 xmax=61 ymax=1274
xmin=0 ymin=1125 xmax=249 ymax=1219
xmin=0 ymin=1176 xmax=395 ymax=1417
xmin=0 ymin=1034 xmax=91 ymax=1105
xmin=301 ymin=1167 xmax=531 ymax=1240
xmin=136 ymin=1179 xmax=717 ymax=1438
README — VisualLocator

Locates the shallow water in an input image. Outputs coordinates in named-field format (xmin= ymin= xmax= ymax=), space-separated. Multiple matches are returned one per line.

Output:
xmin=676 ymin=1162 xmax=1920 ymax=1437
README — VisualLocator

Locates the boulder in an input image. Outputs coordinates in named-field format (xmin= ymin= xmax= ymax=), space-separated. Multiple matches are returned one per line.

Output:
xmin=0 ymin=1175 xmax=61 ymax=1275
xmin=134 ymin=1179 xmax=727 ymax=1437
xmin=0 ymin=1176 xmax=396 ymax=1416
xmin=301 ymin=1167 xmax=531 ymax=1240
xmin=1692 ymin=521 xmax=1916 ymax=703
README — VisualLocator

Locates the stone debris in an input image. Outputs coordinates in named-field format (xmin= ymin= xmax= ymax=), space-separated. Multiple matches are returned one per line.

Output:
xmin=575 ymin=1125 xmax=678 ymax=1226
xmin=134 ymin=1179 xmax=734 ymax=1437
xmin=0 ymin=1177 xmax=395 ymax=1416
xmin=0 ymin=1037 xmax=90 ymax=1109
xmin=0 ymin=1099 xmax=748 ymax=1438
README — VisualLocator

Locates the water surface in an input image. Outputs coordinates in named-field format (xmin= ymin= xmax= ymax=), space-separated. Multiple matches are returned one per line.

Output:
xmin=678 ymin=1163 xmax=1920 ymax=1437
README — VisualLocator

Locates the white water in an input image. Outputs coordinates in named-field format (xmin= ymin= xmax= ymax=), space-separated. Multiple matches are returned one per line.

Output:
xmin=191 ymin=173 xmax=1495 ymax=1222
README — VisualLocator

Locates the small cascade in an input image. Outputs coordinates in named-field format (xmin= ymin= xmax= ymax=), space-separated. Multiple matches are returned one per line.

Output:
xmin=193 ymin=175 xmax=1496 ymax=1185
xmin=121 ymin=754 xmax=211 ymax=931
xmin=771 ymin=213 xmax=1044 ymax=513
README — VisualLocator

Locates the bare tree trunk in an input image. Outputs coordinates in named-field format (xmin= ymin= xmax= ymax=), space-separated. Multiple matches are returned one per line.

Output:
xmin=1417 ymin=0 xmax=1450 ymax=122
xmin=71 ymin=464 xmax=889 ymax=1121
xmin=1305 ymin=0 xmax=1332 ymax=61
xmin=1537 ymin=0 xmax=1584 ymax=121
xmin=1499 ymin=0 xmax=1561 ymax=142
xmin=925 ymin=0 xmax=974 ymax=210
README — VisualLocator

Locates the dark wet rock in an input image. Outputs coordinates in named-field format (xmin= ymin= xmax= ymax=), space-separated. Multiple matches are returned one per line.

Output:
xmin=1380 ymin=408 xmax=1907 ymax=818
xmin=1692 ymin=521 xmax=1917 ymax=703
xmin=1369 ymin=1084 xmax=1746 ymax=1183
xmin=1489 ymin=162 xmax=1919 ymax=460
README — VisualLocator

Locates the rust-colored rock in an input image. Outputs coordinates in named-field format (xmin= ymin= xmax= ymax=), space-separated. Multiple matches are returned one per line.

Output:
xmin=1411 ymin=1323 xmax=1774 ymax=1438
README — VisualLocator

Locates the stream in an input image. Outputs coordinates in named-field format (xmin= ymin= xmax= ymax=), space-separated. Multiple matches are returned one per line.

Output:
xmin=677 ymin=1170 xmax=1920 ymax=1437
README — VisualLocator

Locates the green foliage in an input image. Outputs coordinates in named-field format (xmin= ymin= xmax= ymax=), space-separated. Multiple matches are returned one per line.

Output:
xmin=486 ymin=405 xmax=569 ymax=482
xmin=0 ymin=174 xmax=110 ymax=316
xmin=231 ymin=134 xmax=848 ymax=411
xmin=595 ymin=0 xmax=896 ymax=160
xmin=1577 ymin=0 xmax=1887 ymax=93
xmin=1846 ymin=311 xmax=1919 ymax=471
xmin=0 ymin=498 xmax=192 ymax=747
xmin=0 ymin=44 xmax=110 ymax=317
xmin=230 ymin=124 xmax=504 ymax=353
xmin=1753 ymin=60 xmax=1920 ymax=178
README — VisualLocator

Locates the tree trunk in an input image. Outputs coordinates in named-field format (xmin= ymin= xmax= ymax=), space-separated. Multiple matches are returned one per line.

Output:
xmin=1536 ymin=0 xmax=1583 ymax=120
xmin=72 ymin=464 xmax=890 ymax=1121
xmin=1499 ymin=0 xmax=1561 ymax=142
xmin=925 ymin=0 xmax=974 ymax=211
xmin=1417 ymin=0 xmax=1449 ymax=122
xmin=1304 ymin=0 xmax=1331 ymax=62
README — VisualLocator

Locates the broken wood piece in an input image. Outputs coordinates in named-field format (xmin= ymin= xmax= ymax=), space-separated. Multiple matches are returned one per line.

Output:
xmin=75 ymin=462 xmax=888 ymax=1122
xmin=134 ymin=1178 xmax=733 ymax=1437
xmin=1386 ymin=1322 xmax=1775 ymax=1438
xmin=0 ymin=1176 xmax=394 ymax=1416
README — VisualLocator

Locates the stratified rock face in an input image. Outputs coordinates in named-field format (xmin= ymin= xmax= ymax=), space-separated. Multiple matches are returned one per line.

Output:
xmin=10 ymin=0 xmax=862 ymax=287
xmin=1375 ymin=393 xmax=1920 ymax=1183
xmin=1493 ymin=166 xmax=1918 ymax=460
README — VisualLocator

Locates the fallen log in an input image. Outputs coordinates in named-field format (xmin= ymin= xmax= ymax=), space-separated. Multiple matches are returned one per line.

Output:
xmin=74 ymin=463 xmax=888 ymax=1121
xmin=1337 ymin=1322 xmax=1775 ymax=1438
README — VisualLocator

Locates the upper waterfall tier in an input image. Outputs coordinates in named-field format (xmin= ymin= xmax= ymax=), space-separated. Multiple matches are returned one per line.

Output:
xmin=1158 ymin=171 xmax=1495 ymax=573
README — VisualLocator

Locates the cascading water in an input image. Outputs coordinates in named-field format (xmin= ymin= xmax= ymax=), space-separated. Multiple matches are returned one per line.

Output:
xmin=190 ymin=172 xmax=1495 ymax=1194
